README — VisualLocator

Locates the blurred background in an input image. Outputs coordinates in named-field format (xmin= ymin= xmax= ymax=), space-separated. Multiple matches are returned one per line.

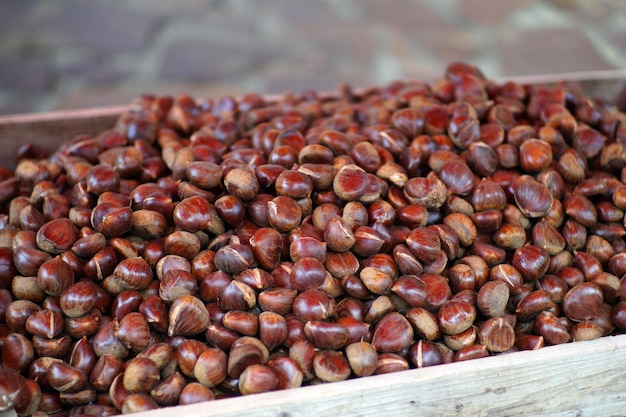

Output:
xmin=0 ymin=0 xmax=625 ymax=115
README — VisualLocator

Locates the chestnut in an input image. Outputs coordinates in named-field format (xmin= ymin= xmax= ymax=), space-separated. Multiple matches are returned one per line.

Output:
xmin=438 ymin=300 xmax=476 ymax=336
xmin=150 ymin=372 xmax=185 ymax=406
xmin=512 ymin=245 xmax=550 ymax=282
xmin=513 ymin=176 xmax=553 ymax=218
xmin=371 ymin=312 xmax=413 ymax=353
xmin=268 ymin=356 xmax=304 ymax=390
xmin=519 ymin=138 xmax=552 ymax=173
xmin=562 ymin=282 xmax=604 ymax=321
xmin=478 ymin=317 xmax=515 ymax=352
xmin=123 ymin=357 xmax=160 ymax=394
xmin=122 ymin=393 xmax=159 ymax=413
xmin=178 ymin=382 xmax=215 ymax=405
xmin=312 ymin=351 xmax=351 ymax=383
xmin=25 ymin=309 xmax=64 ymax=339
xmin=168 ymin=295 xmax=210 ymax=337
xmin=238 ymin=364 xmax=278 ymax=395
xmin=366 ymin=351 xmax=406 ymax=376
xmin=477 ymin=280 xmax=510 ymax=318
xmin=333 ymin=164 xmax=369 ymax=202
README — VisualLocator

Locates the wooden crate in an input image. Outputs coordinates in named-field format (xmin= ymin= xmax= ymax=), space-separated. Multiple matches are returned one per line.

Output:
xmin=1 ymin=77 xmax=626 ymax=416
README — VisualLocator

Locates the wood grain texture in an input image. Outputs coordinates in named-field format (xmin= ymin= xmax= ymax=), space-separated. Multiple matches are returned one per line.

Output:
xmin=123 ymin=335 xmax=626 ymax=417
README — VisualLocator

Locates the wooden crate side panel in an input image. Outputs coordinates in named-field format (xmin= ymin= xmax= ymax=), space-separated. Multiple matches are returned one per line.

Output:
xmin=0 ymin=107 xmax=126 ymax=170
xmin=127 ymin=335 xmax=626 ymax=417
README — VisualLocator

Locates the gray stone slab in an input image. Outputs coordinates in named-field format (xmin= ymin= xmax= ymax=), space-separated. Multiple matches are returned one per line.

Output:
xmin=158 ymin=41 xmax=277 ymax=81
xmin=499 ymin=27 xmax=615 ymax=75
xmin=38 ymin=1 xmax=160 ymax=52
xmin=0 ymin=58 xmax=54 ymax=90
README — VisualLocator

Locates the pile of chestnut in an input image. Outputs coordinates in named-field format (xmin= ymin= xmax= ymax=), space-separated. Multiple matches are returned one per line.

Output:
xmin=0 ymin=62 xmax=625 ymax=415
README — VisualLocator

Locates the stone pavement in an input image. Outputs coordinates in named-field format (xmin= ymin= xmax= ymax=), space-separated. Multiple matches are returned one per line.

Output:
xmin=0 ymin=0 xmax=625 ymax=115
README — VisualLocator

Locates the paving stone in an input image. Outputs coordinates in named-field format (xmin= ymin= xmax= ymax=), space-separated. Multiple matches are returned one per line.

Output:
xmin=0 ymin=0 xmax=45 ymax=39
xmin=0 ymin=94 xmax=39 ymax=116
xmin=610 ymin=32 xmax=626 ymax=56
xmin=164 ymin=12 xmax=262 ymax=44
xmin=549 ymin=0 xmax=626 ymax=22
xmin=0 ymin=58 xmax=54 ymax=91
xmin=61 ymin=62 xmax=129 ymax=85
xmin=0 ymin=0 xmax=623 ymax=117
xmin=291 ymin=22 xmax=376 ymax=64
xmin=260 ymin=0 xmax=337 ymax=23
xmin=158 ymin=40 xmax=279 ymax=81
xmin=499 ymin=27 xmax=615 ymax=76
xmin=360 ymin=0 xmax=478 ymax=66
xmin=38 ymin=1 xmax=160 ymax=52
xmin=398 ymin=27 xmax=481 ymax=65
xmin=455 ymin=0 xmax=535 ymax=25
xmin=359 ymin=0 xmax=454 ymax=35
xmin=125 ymin=0 xmax=221 ymax=15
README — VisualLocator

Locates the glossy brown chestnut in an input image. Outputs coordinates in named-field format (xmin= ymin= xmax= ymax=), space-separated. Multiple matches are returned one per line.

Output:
xmin=513 ymin=176 xmax=553 ymax=218
xmin=371 ymin=312 xmax=414 ymax=353
xmin=168 ymin=295 xmax=210 ymax=337
xmin=238 ymin=364 xmax=279 ymax=394
xmin=512 ymin=245 xmax=550 ymax=282
xmin=562 ymin=282 xmax=604 ymax=322
xmin=267 ymin=356 xmax=304 ymax=390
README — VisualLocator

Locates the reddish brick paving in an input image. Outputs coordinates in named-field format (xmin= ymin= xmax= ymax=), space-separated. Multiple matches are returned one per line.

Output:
xmin=0 ymin=0 xmax=625 ymax=115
